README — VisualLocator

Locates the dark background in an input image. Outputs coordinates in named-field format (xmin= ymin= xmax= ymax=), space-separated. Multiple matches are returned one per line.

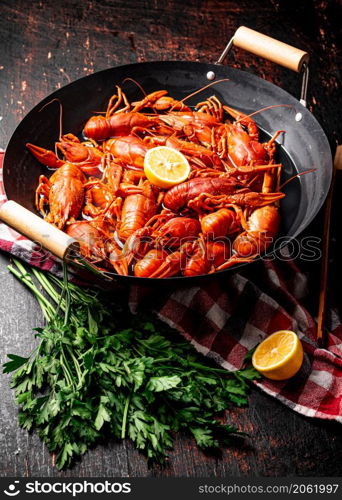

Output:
xmin=0 ymin=0 xmax=341 ymax=477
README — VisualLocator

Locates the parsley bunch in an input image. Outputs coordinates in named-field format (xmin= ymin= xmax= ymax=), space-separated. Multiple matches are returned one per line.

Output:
xmin=4 ymin=259 xmax=259 ymax=469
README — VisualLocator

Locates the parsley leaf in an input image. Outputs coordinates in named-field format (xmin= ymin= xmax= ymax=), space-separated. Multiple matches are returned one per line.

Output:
xmin=146 ymin=375 xmax=181 ymax=392
xmin=3 ymin=354 xmax=29 ymax=373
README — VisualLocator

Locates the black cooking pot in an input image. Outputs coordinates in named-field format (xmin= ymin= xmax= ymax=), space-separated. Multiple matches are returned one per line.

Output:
xmin=1 ymin=27 xmax=332 ymax=284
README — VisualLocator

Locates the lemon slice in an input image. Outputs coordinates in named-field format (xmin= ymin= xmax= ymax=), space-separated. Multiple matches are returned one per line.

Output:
xmin=252 ymin=330 xmax=304 ymax=380
xmin=144 ymin=146 xmax=190 ymax=188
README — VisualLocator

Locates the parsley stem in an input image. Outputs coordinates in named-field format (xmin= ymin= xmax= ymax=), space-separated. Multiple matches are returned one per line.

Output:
xmin=187 ymin=361 xmax=236 ymax=375
xmin=33 ymin=267 xmax=79 ymax=324
xmin=60 ymin=350 xmax=74 ymax=389
xmin=50 ymin=274 xmax=97 ymax=304
xmin=31 ymin=268 xmax=67 ymax=321
xmin=32 ymin=268 xmax=59 ymax=302
xmin=66 ymin=345 xmax=84 ymax=388
xmin=8 ymin=264 xmax=55 ymax=321
xmin=132 ymin=345 xmax=145 ymax=357
xmin=121 ymin=392 xmax=131 ymax=440
xmin=62 ymin=264 xmax=71 ymax=326
xmin=152 ymin=358 xmax=172 ymax=363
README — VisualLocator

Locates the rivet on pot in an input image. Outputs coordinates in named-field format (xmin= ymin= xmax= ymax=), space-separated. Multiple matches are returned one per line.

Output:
xmin=206 ymin=71 xmax=215 ymax=81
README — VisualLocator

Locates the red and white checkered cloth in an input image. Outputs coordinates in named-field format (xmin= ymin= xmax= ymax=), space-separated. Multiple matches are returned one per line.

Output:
xmin=1 ymin=151 xmax=342 ymax=422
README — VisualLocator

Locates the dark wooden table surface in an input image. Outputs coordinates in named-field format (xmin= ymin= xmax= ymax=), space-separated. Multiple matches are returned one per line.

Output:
xmin=1 ymin=0 xmax=341 ymax=477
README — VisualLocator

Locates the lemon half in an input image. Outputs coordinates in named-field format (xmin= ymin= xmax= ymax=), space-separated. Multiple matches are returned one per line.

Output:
xmin=144 ymin=146 xmax=190 ymax=188
xmin=252 ymin=330 xmax=304 ymax=380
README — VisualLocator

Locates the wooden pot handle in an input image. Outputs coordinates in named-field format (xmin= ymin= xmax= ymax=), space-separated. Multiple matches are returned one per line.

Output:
xmin=0 ymin=200 xmax=79 ymax=261
xmin=232 ymin=26 xmax=309 ymax=72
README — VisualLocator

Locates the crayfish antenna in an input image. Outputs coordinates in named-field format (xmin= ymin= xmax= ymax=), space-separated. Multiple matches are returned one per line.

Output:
xmin=122 ymin=77 xmax=148 ymax=97
xmin=38 ymin=98 xmax=63 ymax=141
xmin=224 ymin=104 xmax=294 ymax=125
xmin=180 ymin=79 xmax=230 ymax=104
xmin=279 ymin=168 xmax=316 ymax=190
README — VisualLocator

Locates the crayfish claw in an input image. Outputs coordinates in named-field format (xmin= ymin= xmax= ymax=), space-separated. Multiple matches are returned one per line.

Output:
xmin=27 ymin=143 xmax=64 ymax=169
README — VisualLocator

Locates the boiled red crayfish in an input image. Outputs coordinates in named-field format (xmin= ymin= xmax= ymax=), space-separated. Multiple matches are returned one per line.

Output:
xmin=27 ymin=136 xmax=104 ymax=176
xmin=116 ymin=181 xmax=157 ymax=241
xmin=35 ymin=163 xmax=86 ymax=229
xmin=131 ymin=90 xmax=190 ymax=112
xmin=104 ymin=136 xmax=151 ymax=169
